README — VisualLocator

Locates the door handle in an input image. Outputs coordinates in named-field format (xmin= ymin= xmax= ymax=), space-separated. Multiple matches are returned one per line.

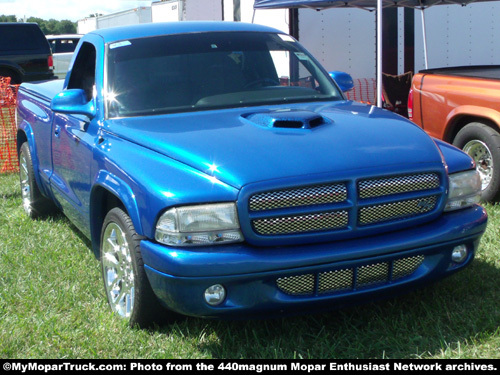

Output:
xmin=54 ymin=125 xmax=61 ymax=137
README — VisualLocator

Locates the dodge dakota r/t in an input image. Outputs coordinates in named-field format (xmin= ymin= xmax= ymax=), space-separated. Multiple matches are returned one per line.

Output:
xmin=16 ymin=22 xmax=487 ymax=327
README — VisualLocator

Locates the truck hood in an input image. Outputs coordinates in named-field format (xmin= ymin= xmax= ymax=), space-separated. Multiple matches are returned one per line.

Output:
xmin=104 ymin=101 xmax=445 ymax=188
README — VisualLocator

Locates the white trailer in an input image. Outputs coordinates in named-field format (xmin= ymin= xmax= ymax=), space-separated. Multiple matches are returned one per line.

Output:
xmin=250 ymin=1 xmax=500 ymax=81
xmin=152 ymin=0 xmax=223 ymax=22
xmin=78 ymin=7 xmax=152 ymax=33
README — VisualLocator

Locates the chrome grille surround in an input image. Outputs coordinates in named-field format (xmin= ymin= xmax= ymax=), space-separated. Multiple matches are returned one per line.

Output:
xmin=249 ymin=183 xmax=347 ymax=211
xmin=358 ymin=196 xmax=438 ymax=226
xmin=358 ymin=173 xmax=440 ymax=199
xmin=253 ymin=210 xmax=348 ymax=236
xmin=277 ymin=255 xmax=425 ymax=296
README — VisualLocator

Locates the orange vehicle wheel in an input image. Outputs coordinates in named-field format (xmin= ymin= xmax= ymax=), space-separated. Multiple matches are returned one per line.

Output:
xmin=453 ymin=122 xmax=500 ymax=202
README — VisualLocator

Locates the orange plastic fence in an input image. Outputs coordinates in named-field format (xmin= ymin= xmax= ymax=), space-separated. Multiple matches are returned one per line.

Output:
xmin=0 ymin=77 xmax=19 ymax=174
xmin=345 ymin=78 xmax=377 ymax=105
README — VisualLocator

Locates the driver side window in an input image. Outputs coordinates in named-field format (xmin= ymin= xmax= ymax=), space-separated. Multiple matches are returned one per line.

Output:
xmin=67 ymin=42 xmax=96 ymax=102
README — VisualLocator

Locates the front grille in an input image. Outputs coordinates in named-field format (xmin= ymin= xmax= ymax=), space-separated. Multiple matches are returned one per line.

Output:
xmin=253 ymin=210 xmax=348 ymax=235
xmin=248 ymin=172 xmax=442 ymax=238
xmin=277 ymin=255 xmax=425 ymax=296
xmin=249 ymin=183 xmax=347 ymax=211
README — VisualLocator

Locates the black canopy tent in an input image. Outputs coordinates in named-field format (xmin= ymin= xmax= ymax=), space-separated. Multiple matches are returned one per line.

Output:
xmin=253 ymin=0 xmax=497 ymax=107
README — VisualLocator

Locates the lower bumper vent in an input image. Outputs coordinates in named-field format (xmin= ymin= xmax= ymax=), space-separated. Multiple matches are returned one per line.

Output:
xmin=276 ymin=255 xmax=424 ymax=296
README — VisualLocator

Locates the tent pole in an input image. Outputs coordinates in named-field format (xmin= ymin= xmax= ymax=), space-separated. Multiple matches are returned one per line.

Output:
xmin=376 ymin=0 xmax=383 ymax=107
xmin=252 ymin=9 xmax=256 ymax=23
xmin=420 ymin=8 xmax=429 ymax=69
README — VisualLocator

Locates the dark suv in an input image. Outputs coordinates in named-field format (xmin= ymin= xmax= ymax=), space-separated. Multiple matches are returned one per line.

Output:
xmin=0 ymin=23 xmax=54 ymax=84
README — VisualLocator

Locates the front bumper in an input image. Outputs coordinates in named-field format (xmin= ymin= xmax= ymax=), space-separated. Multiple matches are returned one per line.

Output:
xmin=141 ymin=205 xmax=487 ymax=318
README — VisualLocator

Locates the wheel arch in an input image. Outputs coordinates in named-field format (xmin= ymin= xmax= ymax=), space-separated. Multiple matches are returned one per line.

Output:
xmin=444 ymin=108 xmax=500 ymax=144
xmin=17 ymin=129 xmax=28 ymax=156
xmin=16 ymin=124 xmax=47 ymax=195
xmin=0 ymin=64 xmax=22 ymax=84
xmin=90 ymin=171 xmax=143 ymax=258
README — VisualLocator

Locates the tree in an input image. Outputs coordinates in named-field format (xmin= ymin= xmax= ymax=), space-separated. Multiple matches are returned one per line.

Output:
xmin=0 ymin=15 xmax=17 ymax=22
xmin=56 ymin=20 xmax=77 ymax=35
xmin=0 ymin=15 xmax=77 ymax=35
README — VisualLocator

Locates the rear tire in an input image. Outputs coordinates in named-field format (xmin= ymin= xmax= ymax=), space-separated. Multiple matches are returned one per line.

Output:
xmin=100 ymin=207 xmax=172 ymax=328
xmin=19 ymin=142 xmax=55 ymax=218
xmin=453 ymin=122 xmax=500 ymax=202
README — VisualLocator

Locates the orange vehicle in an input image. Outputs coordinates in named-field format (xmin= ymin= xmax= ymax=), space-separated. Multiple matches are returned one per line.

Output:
xmin=409 ymin=65 xmax=500 ymax=202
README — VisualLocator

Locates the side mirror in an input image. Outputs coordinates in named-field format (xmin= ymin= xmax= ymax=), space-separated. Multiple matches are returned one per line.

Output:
xmin=329 ymin=71 xmax=354 ymax=93
xmin=51 ymin=89 xmax=96 ymax=119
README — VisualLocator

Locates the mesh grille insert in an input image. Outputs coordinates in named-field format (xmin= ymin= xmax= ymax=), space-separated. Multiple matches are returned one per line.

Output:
xmin=359 ymin=196 xmax=438 ymax=226
xmin=357 ymin=262 xmax=390 ymax=287
xmin=318 ymin=268 xmax=354 ymax=294
xmin=359 ymin=173 xmax=440 ymax=199
xmin=393 ymin=255 xmax=425 ymax=280
xmin=253 ymin=210 xmax=348 ymax=236
xmin=276 ymin=274 xmax=315 ymax=296
xmin=249 ymin=183 xmax=347 ymax=212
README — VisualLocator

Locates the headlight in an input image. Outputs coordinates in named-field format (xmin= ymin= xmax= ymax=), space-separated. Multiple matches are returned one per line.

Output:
xmin=155 ymin=203 xmax=244 ymax=246
xmin=445 ymin=170 xmax=481 ymax=211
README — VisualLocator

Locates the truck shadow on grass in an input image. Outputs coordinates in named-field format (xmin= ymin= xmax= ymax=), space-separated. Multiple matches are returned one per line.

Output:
xmin=2 ymin=171 xmax=496 ymax=358
xmin=163 ymin=259 xmax=499 ymax=359
xmin=17 ymin=195 xmax=497 ymax=359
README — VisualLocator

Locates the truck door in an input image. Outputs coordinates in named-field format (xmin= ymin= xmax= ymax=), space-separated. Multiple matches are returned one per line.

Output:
xmin=50 ymin=42 xmax=97 ymax=233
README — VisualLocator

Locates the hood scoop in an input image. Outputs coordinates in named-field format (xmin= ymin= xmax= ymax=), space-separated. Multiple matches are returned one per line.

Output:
xmin=244 ymin=110 xmax=330 ymax=129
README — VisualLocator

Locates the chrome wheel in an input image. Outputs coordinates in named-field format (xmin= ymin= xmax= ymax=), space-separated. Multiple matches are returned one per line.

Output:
xmin=19 ymin=152 xmax=33 ymax=216
xmin=101 ymin=222 xmax=135 ymax=319
xmin=463 ymin=139 xmax=493 ymax=190
xmin=100 ymin=207 xmax=170 ymax=327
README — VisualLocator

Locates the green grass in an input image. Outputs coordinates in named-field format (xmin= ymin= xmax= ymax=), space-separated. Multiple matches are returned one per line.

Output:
xmin=0 ymin=172 xmax=499 ymax=359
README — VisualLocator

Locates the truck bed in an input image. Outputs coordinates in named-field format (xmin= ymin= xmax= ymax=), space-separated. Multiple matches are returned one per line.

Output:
xmin=419 ymin=65 xmax=500 ymax=80
xmin=19 ymin=79 xmax=65 ymax=103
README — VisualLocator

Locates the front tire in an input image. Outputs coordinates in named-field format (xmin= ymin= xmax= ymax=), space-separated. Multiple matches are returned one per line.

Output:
xmin=100 ymin=207 xmax=169 ymax=328
xmin=453 ymin=122 xmax=500 ymax=202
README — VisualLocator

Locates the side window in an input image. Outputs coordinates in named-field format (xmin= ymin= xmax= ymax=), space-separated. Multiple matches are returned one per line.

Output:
xmin=49 ymin=39 xmax=56 ymax=53
xmin=58 ymin=39 xmax=78 ymax=53
xmin=67 ymin=42 xmax=96 ymax=101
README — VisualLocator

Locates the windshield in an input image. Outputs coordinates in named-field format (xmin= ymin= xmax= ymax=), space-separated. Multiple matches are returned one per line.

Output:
xmin=105 ymin=31 xmax=342 ymax=118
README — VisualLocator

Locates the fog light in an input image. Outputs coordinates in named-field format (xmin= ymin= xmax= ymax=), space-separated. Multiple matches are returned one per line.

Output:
xmin=204 ymin=284 xmax=226 ymax=306
xmin=451 ymin=245 xmax=468 ymax=263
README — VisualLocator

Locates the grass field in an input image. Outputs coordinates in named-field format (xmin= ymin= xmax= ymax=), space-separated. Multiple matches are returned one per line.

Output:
xmin=0 ymin=171 xmax=499 ymax=359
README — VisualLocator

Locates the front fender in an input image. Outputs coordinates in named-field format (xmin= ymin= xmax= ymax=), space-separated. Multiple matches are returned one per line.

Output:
xmin=433 ymin=138 xmax=475 ymax=175
xmin=89 ymin=170 xmax=143 ymax=255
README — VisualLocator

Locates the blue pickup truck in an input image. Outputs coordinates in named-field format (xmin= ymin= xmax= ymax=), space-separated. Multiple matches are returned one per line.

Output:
xmin=16 ymin=22 xmax=487 ymax=328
